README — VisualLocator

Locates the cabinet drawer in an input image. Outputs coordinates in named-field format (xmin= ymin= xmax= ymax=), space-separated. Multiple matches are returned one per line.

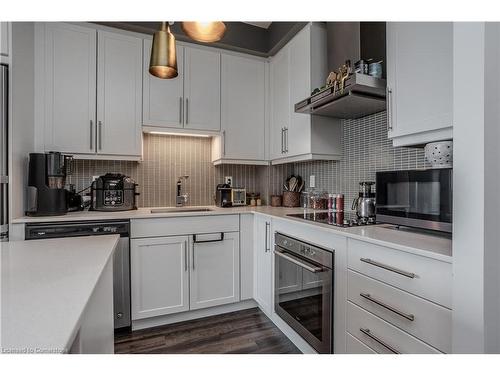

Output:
xmin=348 ymin=270 xmax=451 ymax=352
xmin=347 ymin=239 xmax=452 ymax=308
xmin=346 ymin=332 xmax=376 ymax=354
xmin=347 ymin=302 xmax=441 ymax=354
xmin=131 ymin=215 xmax=239 ymax=238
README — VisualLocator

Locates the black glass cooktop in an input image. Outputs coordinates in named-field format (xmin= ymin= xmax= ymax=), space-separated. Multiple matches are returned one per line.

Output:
xmin=286 ymin=211 xmax=376 ymax=228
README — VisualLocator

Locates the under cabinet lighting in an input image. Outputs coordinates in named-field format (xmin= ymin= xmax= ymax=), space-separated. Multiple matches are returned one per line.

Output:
xmin=147 ymin=131 xmax=212 ymax=138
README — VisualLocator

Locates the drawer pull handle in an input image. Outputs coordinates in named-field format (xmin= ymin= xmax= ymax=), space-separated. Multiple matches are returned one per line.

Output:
xmin=360 ymin=292 xmax=415 ymax=321
xmin=360 ymin=258 xmax=416 ymax=279
xmin=360 ymin=328 xmax=401 ymax=354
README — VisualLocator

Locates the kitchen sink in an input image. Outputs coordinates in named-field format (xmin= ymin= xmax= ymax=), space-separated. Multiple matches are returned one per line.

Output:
xmin=150 ymin=207 xmax=214 ymax=214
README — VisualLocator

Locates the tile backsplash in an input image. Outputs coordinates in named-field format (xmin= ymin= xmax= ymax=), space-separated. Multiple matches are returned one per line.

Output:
xmin=68 ymin=134 xmax=262 ymax=207
xmin=68 ymin=111 xmax=428 ymax=209
xmin=292 ymin=111 xmax=430 ymax=211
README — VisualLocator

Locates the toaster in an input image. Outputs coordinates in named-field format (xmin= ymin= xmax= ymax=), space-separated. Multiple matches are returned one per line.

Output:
xmin=90 ymin=173 xmax=138 ymax=211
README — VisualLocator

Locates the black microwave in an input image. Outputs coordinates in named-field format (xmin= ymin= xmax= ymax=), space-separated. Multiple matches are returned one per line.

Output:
xmin=376 ymin=168 xmax=452 ymax=233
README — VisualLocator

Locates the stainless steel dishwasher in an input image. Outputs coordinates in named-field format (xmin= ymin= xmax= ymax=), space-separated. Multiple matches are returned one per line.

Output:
xmin=25 ymin=220 xmax=131 ymax=330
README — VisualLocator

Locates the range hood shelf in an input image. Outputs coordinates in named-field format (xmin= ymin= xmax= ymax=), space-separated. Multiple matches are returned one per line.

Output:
xmin=295 ymin=73 xmax=387 ymax=119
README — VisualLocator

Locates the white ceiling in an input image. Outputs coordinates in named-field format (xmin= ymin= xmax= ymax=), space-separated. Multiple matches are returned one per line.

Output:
xmin=244 ymin=22 xmax=273 ymax=29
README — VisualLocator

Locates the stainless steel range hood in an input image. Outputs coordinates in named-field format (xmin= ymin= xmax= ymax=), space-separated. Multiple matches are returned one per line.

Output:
xmin=295 ymin=22 xmax=387 ymax=119
xmin=295 ymin=73 xmax=386 ymax=119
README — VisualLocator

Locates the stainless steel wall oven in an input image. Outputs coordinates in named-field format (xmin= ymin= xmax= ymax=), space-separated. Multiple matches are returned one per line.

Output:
xmin=274 ymin=232 xmax=334 ymax=353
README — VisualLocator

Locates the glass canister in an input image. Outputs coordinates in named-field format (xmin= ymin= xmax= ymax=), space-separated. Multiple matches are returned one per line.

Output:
xmin=310 ymin=190 xmax=328 ymax=210
xmin=301 ymin=191 xmax=311 ymax=208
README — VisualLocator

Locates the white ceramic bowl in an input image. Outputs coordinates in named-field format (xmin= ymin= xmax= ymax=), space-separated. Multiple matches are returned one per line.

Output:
xmin=424 ymin=141 xmax=453 ymax=168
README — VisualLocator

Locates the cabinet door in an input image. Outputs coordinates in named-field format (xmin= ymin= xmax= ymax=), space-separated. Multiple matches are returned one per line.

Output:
xmin=97 ymin=30 xmax=142 ymax=157
xmin=143 ymin=39 xmax=184 ymax=128
xmin=220 ymin=54 xmax=266 ymax=161
xmin=387 ymin=22 xmax=453 ymax=140
xmin=288 ymin=25 xmax=311 ymax=157
xmin=131 ymin=236 xmax=190 ymax=320
xmin=190 ymin=232 xmax=240 ymax=310
xmin=254 ymin=216 xmax=273 ymax=315
xmin=270 ymin=46 xmax=290 ymax=159
xmin=44 ymin=23 xmax=96 ymax=154
xmin=1 ymin=22 xmax=9 ymax=57
xmin=183 ymin=46 xmax=221 ymax=131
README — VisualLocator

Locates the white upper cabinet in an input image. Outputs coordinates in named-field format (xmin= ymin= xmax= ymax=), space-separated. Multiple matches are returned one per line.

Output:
xmin=212 ymin=53 xmax=267 ymax=164
xmin=39 ymin=23 xmax=142 ymax=160
xmin=270 ymin=23 xmax=342 ymax=165
xmin=270 ymin=45 xmax=290 ymax=160
xmin=143 ymin=39 xmax=184 ymax=129
xmin=97 ymin=30 xmax=142 ymax=157
xmin=1 ymin=22 xmax=10 ymax=59
xmin=43 ymin=23 xmax=97 ymax=155
xmin=189 ymin=232 xmax=240 ymax=310
xmin=183 ymin=46 xmax=221 ymax=132
xmin=386 ymin=22 xmax=453 ymax=147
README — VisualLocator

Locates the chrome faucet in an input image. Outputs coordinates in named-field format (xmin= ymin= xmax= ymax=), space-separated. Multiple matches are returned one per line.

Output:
xmin=176 ymin=175 xmax=189 ymax=207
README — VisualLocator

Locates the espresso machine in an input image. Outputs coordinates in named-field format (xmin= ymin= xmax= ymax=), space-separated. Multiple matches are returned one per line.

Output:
xmin=352 ymin=181 xmax=376 ymax=224
xmin=26 ymin=152 xmax=73 ymax=216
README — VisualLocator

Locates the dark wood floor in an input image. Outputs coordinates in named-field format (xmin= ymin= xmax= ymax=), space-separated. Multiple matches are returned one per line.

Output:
xmin=115 ymin=308 xmax=301 ymax=354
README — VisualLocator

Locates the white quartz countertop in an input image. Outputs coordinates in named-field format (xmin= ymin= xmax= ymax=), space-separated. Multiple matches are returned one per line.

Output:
xmin=12 ymin=205 xmax=452 ymax=262
xmin=0 ymin=235 xmax=119 ymax=353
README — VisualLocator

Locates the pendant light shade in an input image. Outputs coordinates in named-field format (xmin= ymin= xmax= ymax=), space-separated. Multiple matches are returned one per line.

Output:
xmin=181 ymin=22 xmax=226 ymax=43
xmin=149 ymin=22 xmax=178 ymax=79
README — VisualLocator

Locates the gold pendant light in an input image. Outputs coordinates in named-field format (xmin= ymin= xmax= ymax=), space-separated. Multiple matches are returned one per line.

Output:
xmin=149 ymin=22 xmax=178 ymax=79
xmin=181 ymin=22 xmax=226 ymax=43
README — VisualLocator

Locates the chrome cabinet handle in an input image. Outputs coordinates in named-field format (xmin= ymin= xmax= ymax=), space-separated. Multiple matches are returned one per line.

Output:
xmin=360 ymin=258 xmax=415 ymax=279
xmin=274 ymin=250 xmax=323 ymax=273
xmin=192 ymin=238 xmax=195 ymax=270
xmin=386 ymin=87 xmax=393 ymax=132
xmin=185 ymin=98 xmax=189 ymax=124
xmin=89 ymin=120 xmax=94 ymax=150
xmin=179 ymin=97 xmax=183 ymax=124
xmin=184 ymin=240 xmax=188 ymax=272
xmin=98 ymin=121 xmax=103 ymax=150
xmin=265 ymin=222 xmax=270 ymax=252
xmin=284 ymin=127 xmax=288 ymax=153
xmin=281 ymin=128 xmax=285 ymax=153
xmin=222 ymin=130 xmax=226 ymax=156
xmin=360 ymin=292 xmax=415 ymax=321
xmin=360 ymin=328 xmax=400 ymax=354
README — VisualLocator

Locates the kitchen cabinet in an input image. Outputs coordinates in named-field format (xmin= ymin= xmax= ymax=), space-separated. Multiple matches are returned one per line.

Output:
xmin=143 ymin=39 xmax=184 ymax=129
xmin=96 ymin=30 xmax=142 ymax=157
xmin=211 ymin=53 xmax=267 ymax=165
xmin=190 ymin=232 xmax=240 ymax=310
xmin=269 ymin=23 xmax=342 ymax=164
xmin=143 ymin=42 xmax=221 ymax=133
xmin=131 ymin=236 xmax=190 ymax=320
xmin=42 ymin=23 xmax=97 ymax=155
xmin=1 ymin=22 xmax=9 ymax=59
xmin=386 ymin=22 xmax=453 ymax=147
xmin=40 ymin=23 xmax=142 ymax=159
xmin=254 ymin=215 xmax=273 ymax=315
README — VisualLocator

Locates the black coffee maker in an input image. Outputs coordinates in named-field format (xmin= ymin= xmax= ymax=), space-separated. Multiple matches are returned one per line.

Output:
xmin=26 ymin=152 xmax=73 ymax=216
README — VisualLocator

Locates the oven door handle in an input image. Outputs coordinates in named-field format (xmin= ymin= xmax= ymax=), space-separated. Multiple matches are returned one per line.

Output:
xmin=274 ymin=249 xmax=324 ymax=273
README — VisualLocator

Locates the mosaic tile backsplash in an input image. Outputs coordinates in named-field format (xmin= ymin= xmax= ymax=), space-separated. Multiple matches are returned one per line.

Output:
xmin=67 ymin=134 xmax=265 ymax=207
xmin=292 ymin=111 xmax=430 ymax=212
xmin=68 ymin=111 xmax=428 ymax=209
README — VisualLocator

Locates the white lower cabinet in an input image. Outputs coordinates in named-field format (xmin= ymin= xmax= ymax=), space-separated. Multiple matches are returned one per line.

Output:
xmin=130 ymin=229 xmax=241 ymax=321
xmin=346 ymin=333 xmax=376 ymax=354
xmin=254 ymin=215 xmax=273 ymax=315
xmin=131 ymin=236 xmax=190 ymax=320
xmin=189 ymin=232 xmax=240 ymax=310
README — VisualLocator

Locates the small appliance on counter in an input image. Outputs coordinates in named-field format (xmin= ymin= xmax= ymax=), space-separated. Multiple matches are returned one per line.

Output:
xmin=90 ymin=173 xmax=138 ymax=212
xmin=352 ymin=181 xmax=376 ymax=224
xmin=215 ymin=184 xmax=246 ymax=207
xmin=26 ymin=152 xmax=74 ymax=216
xmin=231 ymin=188 xmax=246 ymax=206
